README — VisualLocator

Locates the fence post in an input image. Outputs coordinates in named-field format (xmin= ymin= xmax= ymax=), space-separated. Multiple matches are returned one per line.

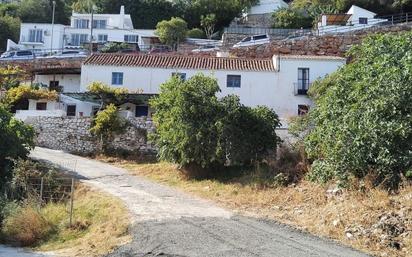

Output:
xmin=40 ymin=177 xmax=44 ymax=204
xmin=69 ymin=178 xmax=74 ymax=227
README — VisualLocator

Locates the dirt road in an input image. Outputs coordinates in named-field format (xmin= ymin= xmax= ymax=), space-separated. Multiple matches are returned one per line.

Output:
xmin=31 ymin=147 xmax=370 ymax=257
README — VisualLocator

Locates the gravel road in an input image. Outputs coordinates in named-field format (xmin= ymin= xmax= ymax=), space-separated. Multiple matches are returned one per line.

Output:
xmin=31 ymin=147 xmax=370 ymax=257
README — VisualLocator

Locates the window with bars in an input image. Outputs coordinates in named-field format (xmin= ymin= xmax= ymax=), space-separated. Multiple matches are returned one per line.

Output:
xmin=226 ymin=75 xmax=241 ymax=88
xmin=28 ymin=29 xmax=43 ymax=42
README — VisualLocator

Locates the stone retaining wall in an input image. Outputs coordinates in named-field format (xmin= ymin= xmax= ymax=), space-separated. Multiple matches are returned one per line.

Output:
xmin=26 ymin=116 xmax=156 ymax=155
xmin=227 ymin=22 xmax=412 ymax=58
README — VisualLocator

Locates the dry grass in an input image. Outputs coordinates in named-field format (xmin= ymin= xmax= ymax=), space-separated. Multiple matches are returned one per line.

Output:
xmin=100 ymin=156 xmax=412 ymax=257
xmin=36 ymin=184 xmax=131 ymax=257
xmin=1 ymin=184 xmax=131 ymax=257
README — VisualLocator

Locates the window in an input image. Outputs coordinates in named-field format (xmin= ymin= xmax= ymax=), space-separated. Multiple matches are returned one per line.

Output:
xmin=227 ymin=75 xmax=241 ymax=88
xmin=74 ymin=19 xmax=89 ymax=29
xmin=135 ymin=106 xmax=149 ymax=117
xmin=36 ymin=102 xmax=47 ymax=110
xmin=297 ymin=68 xmax=310 ymax=95
xmin=97 ymin=34 xmax=108 ymax=43
xmin=93 ymin=19 xmax=107 ymax=29
xmin=124 ymin=35 xmax=138 ymax=43
xmin=66 ymin=105 xmax=76 ymax=116
xmin=253 ymin=34 xmax=268 ymax=40
xmin=359 ymin=17 xmax=368 ymax=24
xmin=172 ymin=72 xmax=186 ymax=81
xmin=28 ymin=29 xmax=43 ymax=42
xmin=49 ymin=81 xmax=62 ymax=92
xmin=112 ymin=72 xmax=124 ymax=85
xmin=298 ymin=105 xmax=309 ymax=116
xmin=71 ymin=34 xmax=88 ymax=46
xmin=241 ymin=36 xmax=251 ymax=42
xmin=92 ymin=106 xmax=100 ymax=116
xmin=16 ymin=51 xmax=33 ymax=56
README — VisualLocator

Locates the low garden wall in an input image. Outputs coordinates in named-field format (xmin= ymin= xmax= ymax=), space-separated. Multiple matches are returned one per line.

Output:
xmin=26 ymin=116 xmax=156 ymax=155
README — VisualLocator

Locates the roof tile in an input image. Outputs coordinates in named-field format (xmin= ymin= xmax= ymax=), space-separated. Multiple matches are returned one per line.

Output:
xmin=84 ymin=54 xmax=276 ymax=72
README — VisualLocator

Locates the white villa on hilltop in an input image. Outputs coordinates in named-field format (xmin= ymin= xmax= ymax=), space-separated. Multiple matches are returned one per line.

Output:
xmin=6 ymin=6 xmax=157 ymax=52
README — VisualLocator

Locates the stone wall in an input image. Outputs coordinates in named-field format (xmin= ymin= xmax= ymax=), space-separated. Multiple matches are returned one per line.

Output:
xmin=26 ymin=116 xmax=156 ymax=155
xmin=226 ymin=22 xmax=412 ymax=58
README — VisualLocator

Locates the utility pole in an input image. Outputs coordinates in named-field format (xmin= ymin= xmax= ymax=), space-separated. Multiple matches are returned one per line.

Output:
xmin=50 ymin=1 xmax=56 ymax=54
xmin=89 ymin=4 xmax=95 ymax=55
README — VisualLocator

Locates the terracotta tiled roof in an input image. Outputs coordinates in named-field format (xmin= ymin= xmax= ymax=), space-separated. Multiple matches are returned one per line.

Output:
xmin=83 ymin=54 xmax=276 ymax=72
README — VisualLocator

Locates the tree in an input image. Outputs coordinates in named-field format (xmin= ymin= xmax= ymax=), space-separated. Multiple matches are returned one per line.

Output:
xmin=272 ymin=8 xmax=312 ymax=29
xmin=303 ymin=32 xmax=412 ymax=189
xmin=16 ymin=0 xmax=70 ymax=24
xmin=89 ymin=103 xmax=128 ymax=152
xmin=200 ymin=13 xmax=216 ymax=39
xmin=0 ymin=105 xmax=35 ymax=185
xmin=150 ymin=74 xmax=281 ymax=172
xmin=155 ymin=17 xmax=188 ymax=50
xmin=87 ymin=81 xmax=128 ymax=110
xmin=186 ymin=28 xmax=206 ymax=38
xmin=0 ymin=66 xmax=28 ymax=90
xmin=0 ymin=16 xmax=20 ymax=51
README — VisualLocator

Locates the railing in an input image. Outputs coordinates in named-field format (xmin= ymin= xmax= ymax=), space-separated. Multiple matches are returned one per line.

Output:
xmin=224 ymin=26 xmax=312 ymax=37
xmin=294 ymin=82 xmax=312 ymax=96
xmin=224 ymin=11 xmax=412 ymax=38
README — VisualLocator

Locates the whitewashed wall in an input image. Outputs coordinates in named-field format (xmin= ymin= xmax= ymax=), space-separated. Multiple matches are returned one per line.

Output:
xmin=19 ymin=23 xmax=66 ymax=50
xmin=34 ymin=74 xmax=81 ymax=92
xmin=80 ymin=57 xmax=345 ymax=125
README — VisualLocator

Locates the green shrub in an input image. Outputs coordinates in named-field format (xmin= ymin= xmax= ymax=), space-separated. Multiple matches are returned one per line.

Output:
xmin=150 ymin=74 xmax=281 ymax=172
xmin=100 ymin=42 xmax=130 ymax=53
xmin=186 ymin=28 xmax=205 ymax=39
xmin=272 ymin=8 xmax=312 ymax=29
xmin=304 ymin=32 xmax=412 ymax=189
xmin=0 ymin=105 xmax=34 ymax=185
xmin=90 ymin=104 xmax=128 ymax=153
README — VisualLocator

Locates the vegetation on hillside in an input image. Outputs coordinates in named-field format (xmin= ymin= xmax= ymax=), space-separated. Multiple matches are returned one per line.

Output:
xmin=150 ymin=74 xmax=281 ymax=175
xmin=293 ymin=31 xmax=412 ymax=189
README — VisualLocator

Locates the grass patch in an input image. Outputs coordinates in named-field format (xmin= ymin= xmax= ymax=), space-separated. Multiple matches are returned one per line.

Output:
xmin=99 ymin=156 xmax=412 ymax=257
xmin=1 ymin=184 xmax=131 ymax=257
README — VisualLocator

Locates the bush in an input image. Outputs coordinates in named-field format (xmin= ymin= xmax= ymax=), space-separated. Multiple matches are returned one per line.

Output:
xmin=90 ymin=104 xmax=128 ymax=153
xmin=0 ymin=105 xmax=34 ymax=185
xmin=100 ymin=42 xmax=130 ymax=53
xmin=186 ymin=28 xmax=206 ymax=39
xmin=304 ymin=32 xmax=412 ymax=189
xmin=150 ymin=74 xmax=281 ymax=173
xmin=2 ymin=205 xmax=52 ymax=246
xmin=272 ymin=8 xmax=312 ymax=29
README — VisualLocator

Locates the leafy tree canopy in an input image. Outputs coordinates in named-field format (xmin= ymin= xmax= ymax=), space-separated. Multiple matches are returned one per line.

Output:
xmin=0 ymin=15 xmax=20 ymax=51
xmin=150 ymin=74 xmax=281 ymax=171
xmin=155 ymin=17 xmax=188 ymax=50
xmin=303 ymin=31 xmax=412 ymax=189
xmin=0 ymin=105 xmax=35 ymax=185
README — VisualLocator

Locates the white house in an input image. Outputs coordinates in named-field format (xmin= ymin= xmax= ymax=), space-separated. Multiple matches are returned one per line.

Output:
xmin=240 ymin=0 xmax=288 ymax=27
xmin=6 ymin=6 xmax=157 ymax=52
xmin=317 ymin=5 xmax=388 ymax=35
xmin=80 ymin=53 xmax=346 ymax=125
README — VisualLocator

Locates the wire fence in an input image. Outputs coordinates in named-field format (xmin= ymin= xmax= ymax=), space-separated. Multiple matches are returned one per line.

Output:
xmin=1 ymin=160 xmax=78 ymax=226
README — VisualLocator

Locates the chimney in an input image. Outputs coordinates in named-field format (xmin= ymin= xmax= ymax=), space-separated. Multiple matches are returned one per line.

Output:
xmin=120 ymin=5 xmax=125 ymax=29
